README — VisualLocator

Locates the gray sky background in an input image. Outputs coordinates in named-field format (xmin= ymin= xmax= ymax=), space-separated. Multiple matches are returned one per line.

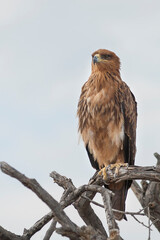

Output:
xmin=0 ymin=0 xmax=160 ymax=239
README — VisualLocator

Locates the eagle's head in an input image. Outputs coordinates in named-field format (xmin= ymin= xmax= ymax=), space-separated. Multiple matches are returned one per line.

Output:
xmin=91 ymin=49 xmax=120 ymax=73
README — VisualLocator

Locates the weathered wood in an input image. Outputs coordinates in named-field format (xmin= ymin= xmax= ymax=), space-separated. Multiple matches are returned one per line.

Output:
xmin=131 ymin=153 xmax=160 ymax=232
xmin=0 ymin=162 xmax=109 ymax=239
xmin=0 ymin=226 xmax=24 ymax=240
xmin=23 ymin=212 xmax=53 ymax=238
xmin=50 ymin=170 xmax=108 ymax=238
xmin=98 ymin=165 xmax=160 ymax=184
xmin=1 ymin=154 xmax=160 ymax=240
xmin=0 ymin=162 xmax=79 ymax=234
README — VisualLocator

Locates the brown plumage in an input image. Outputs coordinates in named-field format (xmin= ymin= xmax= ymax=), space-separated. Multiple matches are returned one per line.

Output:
xmin=77 ymin=49 xmax=137 ymax=220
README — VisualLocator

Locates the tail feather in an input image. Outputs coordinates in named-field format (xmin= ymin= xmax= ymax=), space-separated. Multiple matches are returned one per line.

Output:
xmin=106 ymin=182 xmax=127 ymax=220
xmin=111 ymin=187 xmax=126 ymax=220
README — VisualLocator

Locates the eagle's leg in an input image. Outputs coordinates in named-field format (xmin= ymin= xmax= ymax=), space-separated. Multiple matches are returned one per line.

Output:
xmin=109 ymin=163 xmax=128 ymax=177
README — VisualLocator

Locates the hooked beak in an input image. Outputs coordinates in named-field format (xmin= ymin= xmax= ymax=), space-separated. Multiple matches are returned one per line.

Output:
xmin=93 ymin=54 xmax=101 ymax=64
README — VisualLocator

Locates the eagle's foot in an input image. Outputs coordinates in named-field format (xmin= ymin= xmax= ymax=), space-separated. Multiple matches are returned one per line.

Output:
xmin=109 ymin=163 xmax=128 ymax=177
xmin=98 ymin=167 xmax=108 ymax=181
xmin=98 ymin=163 xmax=128 ymax=180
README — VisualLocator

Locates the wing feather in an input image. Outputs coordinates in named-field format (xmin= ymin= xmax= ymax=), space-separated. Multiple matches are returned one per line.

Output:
xmin=119 ymin=81 xmax=137 ymax=189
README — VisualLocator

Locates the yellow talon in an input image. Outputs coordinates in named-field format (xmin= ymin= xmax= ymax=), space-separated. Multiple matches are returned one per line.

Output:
xmin=98 ymin=163 xmax=128 ymax=180
xmin=109 ymin=163 xmax=128 ymax=176
xmin=98 ymin=167 xmax=108 ymax=180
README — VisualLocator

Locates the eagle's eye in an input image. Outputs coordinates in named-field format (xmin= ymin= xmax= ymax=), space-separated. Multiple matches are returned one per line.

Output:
xmin=101 ymin=54 xmax=112 ymax=60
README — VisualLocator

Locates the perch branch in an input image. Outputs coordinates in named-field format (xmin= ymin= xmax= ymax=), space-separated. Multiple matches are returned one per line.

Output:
xmin=99 ymin=165 xmax=160 ymax=184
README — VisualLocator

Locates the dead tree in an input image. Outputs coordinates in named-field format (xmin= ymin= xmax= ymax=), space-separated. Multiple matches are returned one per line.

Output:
xmin=0 ymin=153 xmax=160 ymax=240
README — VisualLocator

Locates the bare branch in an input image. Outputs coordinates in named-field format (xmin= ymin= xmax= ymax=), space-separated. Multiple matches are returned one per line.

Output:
xmin=23 ymin=212 xmax=53 ymax=239
xmin=50 ymin=170 xmax=108 ymax=238
xmin=130 ymin=153 xmax=160 ymax=233
xmin=154 ymin=152 xmax=160 ymax=163
xmin=83 ymin=195 xmax=147 ymax=216
xmin=78 ymin=185 xmax=119 ymax=239
xmin=43 ymin=219 xmax=57 ymax=240
xmin=0 ymin=162 xmax=80 ymax=235
xmin=148 ymin=207 xmax=151 ymax=240
xmin=99 ymin=188 xmax=120 ymax=240
xmin=0 ymin=162 xmax=109 ymax=239
xmin=131 ymin=215 xmax=150 ymax=229
xmin=1 ymin=155 xmax=160 ymax=240
xmin=0 ymin=226 xmax=24 ymax=240
xmin=51 ymin=176 xmax=120 ymax=240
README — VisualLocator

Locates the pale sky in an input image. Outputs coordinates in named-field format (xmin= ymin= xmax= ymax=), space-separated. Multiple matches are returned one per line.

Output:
xmin=0 ymin=1 xmax=160 ymax=239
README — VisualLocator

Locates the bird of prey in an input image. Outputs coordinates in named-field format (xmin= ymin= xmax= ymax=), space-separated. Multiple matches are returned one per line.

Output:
xmin=77 ymin=49 xmax=137 ymax=220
